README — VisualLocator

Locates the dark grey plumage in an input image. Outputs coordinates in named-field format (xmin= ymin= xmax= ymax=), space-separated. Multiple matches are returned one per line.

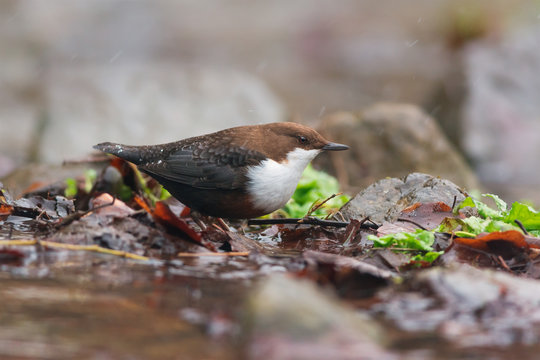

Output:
xmin=93 ymin=122 xmax=348 ymax=218
xmin=94 ymin=139 xmax=266 ymax=191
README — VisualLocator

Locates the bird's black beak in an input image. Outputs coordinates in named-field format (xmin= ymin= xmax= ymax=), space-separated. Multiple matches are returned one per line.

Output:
xmin=322 ymin=142 xmax=349 ymax=151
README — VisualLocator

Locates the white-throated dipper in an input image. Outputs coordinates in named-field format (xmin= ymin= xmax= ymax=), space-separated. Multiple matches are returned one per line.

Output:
xmin=94 ymin=122 xmax=348 ymax=219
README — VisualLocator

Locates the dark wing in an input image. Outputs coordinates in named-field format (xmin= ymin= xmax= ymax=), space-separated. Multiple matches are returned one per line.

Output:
xmin=138 ymin=141 xmax=266 ymax=190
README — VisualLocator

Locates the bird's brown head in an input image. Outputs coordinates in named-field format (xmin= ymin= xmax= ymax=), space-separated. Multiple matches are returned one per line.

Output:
xmin=249 ymin=122 xmax=348 ymax=162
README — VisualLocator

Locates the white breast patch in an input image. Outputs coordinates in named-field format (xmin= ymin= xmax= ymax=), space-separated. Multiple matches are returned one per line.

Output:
xmin=246 ymin=148 xmax=321 ymax=214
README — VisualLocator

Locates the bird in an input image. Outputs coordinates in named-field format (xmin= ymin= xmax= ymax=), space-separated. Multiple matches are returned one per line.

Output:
xmin=94 ymin=122 xmax=349 ymax=219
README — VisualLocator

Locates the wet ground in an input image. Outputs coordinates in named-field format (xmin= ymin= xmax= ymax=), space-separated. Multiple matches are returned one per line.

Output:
xmin=0 ymin=210 xmax=314 ymax=359
xmin=1 ymin=249 xmax=249 ymax=359
xmin=4 ymin=171 xmax=540 ymax=359
xmin=3 ymin=218 xmax=540 ymax=360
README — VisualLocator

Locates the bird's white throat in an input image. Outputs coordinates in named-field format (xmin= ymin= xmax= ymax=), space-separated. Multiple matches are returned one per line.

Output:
xmin=246 ymin=147 xmax=321 ymax=213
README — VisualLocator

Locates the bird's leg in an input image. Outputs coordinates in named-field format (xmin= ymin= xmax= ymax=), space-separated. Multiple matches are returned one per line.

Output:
xmin=188 ymin=210 xmax=207 ymax=231
xmin=188 ymin=211 xmax=229 ymax=232
xmin=215 ymin=217 xmax=230 ymax=232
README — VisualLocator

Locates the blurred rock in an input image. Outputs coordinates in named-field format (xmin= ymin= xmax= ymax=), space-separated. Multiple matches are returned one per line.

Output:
xmin=39 ymin=64 xmax=285 ymax=163
xmin=463 ymin=25 xmax=540 ymax=203
xmin=0 ymin=80 xmax=40 ymax=167
xmin=2 ymin=0 xmax=538 ymax=204
xmin=0 ymin=155 xmax=17 ymax=178
xmin=315 ymin=103 xmax=479 ymax=193
xmin=339 ymin=173 xmax=467 ymax=224
xmin=245 ymin=274 xmax=395 ymax=360
xmin=375 ymin=265 xmax=540 ymax=347
xmin=2 ymin=0 xmax=532 ymax=115
xmin=1 ymin=162 xmax=105 ymax=199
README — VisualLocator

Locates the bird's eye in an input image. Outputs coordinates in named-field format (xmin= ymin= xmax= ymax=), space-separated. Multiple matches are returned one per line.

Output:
xmin=297 ymin=136 xmax=308 ymax=144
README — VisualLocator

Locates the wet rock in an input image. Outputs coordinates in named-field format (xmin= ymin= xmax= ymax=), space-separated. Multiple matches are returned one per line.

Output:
xmin=0 ymin=153 xmax=17 ymax=179
xmin=48 ymin=214 xmax=147 ymax=253
xmin=339 ymin=172 xmax=466 ymax=223
xmin=302 ymin=250 xmax=395 ymax=298
xmin=245 ymin=274 xmax=395 ymax=360
xmin=0 ymin=2 xmax=42 ymax=170
xmin=46 ymin=211 xmax=206 ymax=257
xmin=12 ymin=195 xmax=74 ymax=220
xmin=374 ymin=265 xmax=540 ymax=347
xmin=315 ymin=103 xmax=479 ymax=193
xmin=376 ymin=201 xmax=456 ymax=235
xmin=463 ymin=25 xmax=540 ymax=203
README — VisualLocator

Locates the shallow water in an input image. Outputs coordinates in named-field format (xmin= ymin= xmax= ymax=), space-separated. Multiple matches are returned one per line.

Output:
xmin=0 ymin=215 xmax=254 ymax=359
xmin=3 ymin=219 xmax=540 ymax=359
xmin=0 ymin=252 xmax=253 ymax=359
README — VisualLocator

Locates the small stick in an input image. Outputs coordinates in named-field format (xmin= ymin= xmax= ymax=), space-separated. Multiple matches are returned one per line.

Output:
xmin=306 ymin=193 xmax=341 ymax=217
xmin=451 ymin=195 xmax=457 ymax=211
xmin=248 ymin=217 xmax=378 ymax=229
xmin=216 ymin=217 xmax=231 ymax=232
xmin=497 ymin=255 xmax=512 ymax=272
xmin=342 ymin=217 xmax=369 ymax=247
xmin=0 ymin=239 xmax=148 ymax=261
xmin=53 ymin=197 xmax=116 ymax=229
xmin=249 ymin=217 xmax=347 ymax=227
xmin=358 ymin=216 xmax=374 ymax=229
xmin=191 ymin=215 xmax=207 ymax=231
xmin=397 ymin=217 xmax=428 ymax=230
xmin=0 ymin=239 xmax=37 ymax=246
xmin=514 ymin=219 xmax=529 ymax=235
xmin=40 ymin=240 xmax=149 ymax=260
xmin=36 ymin=209 xmax=50 ymax=222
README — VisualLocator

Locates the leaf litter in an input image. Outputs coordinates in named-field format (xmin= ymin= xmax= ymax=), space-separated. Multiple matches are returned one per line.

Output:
xmin=2 ymin=158 xmax=540 ymax=358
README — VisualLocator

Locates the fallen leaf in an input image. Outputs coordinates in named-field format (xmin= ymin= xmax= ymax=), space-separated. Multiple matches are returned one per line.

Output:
xmin=153 ymin=201 xmax=215 ymax=251
xmin=454 ymin=230 xmax=536 ymax=251
xmin=133 ymin=195 xmax=152 ymax=213
xmin=0 ymin=203 xmax=13 ymax=217
xmin=398 ymin=202 xmax=455 ymax=230
xmin=301 ymin=250 xmax=394 ymax=298
xmin=90 ymin=193 xmax=134 ymax=217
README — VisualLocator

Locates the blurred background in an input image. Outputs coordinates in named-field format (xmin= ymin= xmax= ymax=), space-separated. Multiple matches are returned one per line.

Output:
xmin=2 ymin=0 xmax=540 ymax=203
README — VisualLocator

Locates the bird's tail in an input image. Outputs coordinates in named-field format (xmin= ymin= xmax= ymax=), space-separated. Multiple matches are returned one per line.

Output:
xmin=93 ymin=142 xmax=145 ymax=165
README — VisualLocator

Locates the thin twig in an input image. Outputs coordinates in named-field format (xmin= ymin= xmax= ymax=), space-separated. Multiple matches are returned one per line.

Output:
xmin=342 ymin=217 xmax=370 ymax=247
xmin=334 ymin=210 xmax=345 ymax=221
xmin=248 ymin=217 xmax=378 ymax=229
xmin=497 ymin=255 xmax=512 ymax=272
xmin=0 ymin=239 xmax=148 ymax=261
xmin=514 ymin=219 xmax=529 ymax=235
xmin=36 ymin=209 xmax=50 ymax=222
xmin=359 ymin=216 xmax=371 ymax=227
xmin=306 ymin=193 xmax=341 ymax=217
xmin=451 ymin=195 xmax=457 ymax=211
xmin=249 ymin=217 xmax=347 ymax=227
xmin=397 ymin=217 xmax=428 ymax=230
xmin=40 ymin=240 xmax=149 ymax=260
xmin=445 ymin=232 xmax=455 ymax=252
xmin=0 ymin=239 xmax=37 ymax=246
xmin=216 ymin=218 xmax=231 ymax=232
xmin=53 ymin=197 xmax=116 ymax=229
xmin=365 ymin=218 xmax=380 ymax=227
